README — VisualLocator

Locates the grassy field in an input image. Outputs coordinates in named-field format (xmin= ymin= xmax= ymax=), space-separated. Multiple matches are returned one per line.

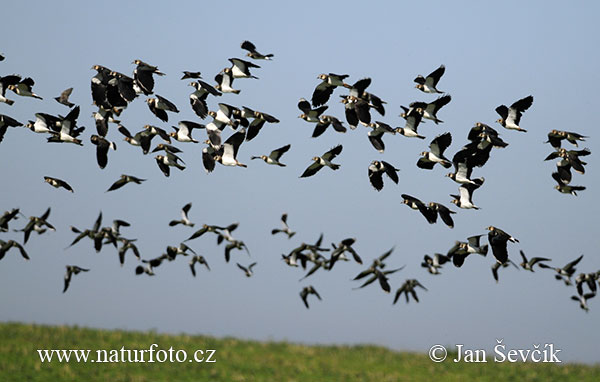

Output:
xmin=0 ymin=322 xmax=598 ymax=381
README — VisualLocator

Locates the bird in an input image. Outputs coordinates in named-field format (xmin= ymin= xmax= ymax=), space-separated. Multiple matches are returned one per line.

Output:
xmin=450 ymin=179 xmax=484 ymax=209
xmin=21 ymin=207 xmax=55 ymax=244
xmin=300 ymin=286 xmax=322 ymax=309
xmin=495 ymin=95 xmax=533 ymax=132
xmin=170 ymin=120 xmax=204 ymax=143
xmin=46 ymin=106 xmax=85 ymax=145
xmin=366 ymin=121 xmax=396 ymax=152
xmin=571 ymin=293 xmax=595 ymax=312
xmin=330 ymin=238 xmax=362 ymax=266
xmin=44 ymin=176 xmax=74 ymax=192
xmin=251 ymin=144 xmax=291 ymax=167
xmin=106 ymin=174 xmax=146 ymax=192
xmin=117 ymin=125 xmax=153 ymax=154
xmin=214 ymin=70 xmax=240 ymax=94
xmin=397 ymin=107 xmax=425 ymax=139
xmin=169 ymin=203 xmax=194 ymax=227
xmin=486 ymin=226 xmax=519 ymax=264
xmin=189 ymin=255 xmax=210 ymax=277
xmin=0 ymin=114 xmax=23 ymax=143
xmin=117 ymin=238 xmax=140 ymax=266
xmin=298 ymin=98 xmax=328 ymax=123
xmin=300 ymin=145 xmax=343 ymax=178
xmin=147 ymin=95 xmax=179 ymax=122
xmin=0 ymin=208 xmax=21 ymax=232
xmin=227 ymin=58 xmax=260 ymax=79
xmin=0 ymin=74 xmax=21 ymax=105
xmin=546 ymin=130 xmax=588 ymax=149
xmin=421 ymin=253 xmax=450 ymax=275
xmin=368 ymin=160 xmax=399 ymax=191
xmin=414 ymin=65 xmax=445 ymax=93
xmin=427 ymin=202 xmax=456 ymax=228
xmin=224 ymin=239 xmax=249 ymax=263
xmin=8 ymin=77 xmax=43 ymax=99
xmin=244 ymin=107 xmax=280 ymax=141
xmin=401 ymin=194 xmax=436 ymax=224
xmin=539 ymin=254 xmax=584 ymax=286
xmin=519 ymin=250 xmax=551 ymax=271
xmin=54 ymin=87 xmax=74 ymax=107
xmin=311 ymin=73 xmax=350 ymax=107
xmin=240 ymin=40 xmax=273 ymax=60
xmin=312 ymin=115 xmax=346 ymax=138
xmin=340 ymin=95 xmax=371 ymax=127
xmin=132 ymin=59 xmax=165 ymax=95
xmin=417 ymin=132 xmax=453 ymax=169
xmin=90 ymin=135 xmax=117 ymax=169
xmin=237 ymin=262 xmax=257 ymax=277
xmin=491 ymin=259 xmax=518 ymax=283
xmin=393 ymin=279 xmax=427 ymax=304
xmin=407 ymin=95 xmax=452 ymax=124
xmin=63 ymin=265 xmax=89 ymax=293
xmin=0 ymin=240 xmax=29 ymax=261
xmin=181 ymin=71 xmax=202 ymax=80
xmin=189 ymin=80 xmax=221 ymax=119
xmin=155 ymin=152 xmax=186 ymax=177
xmin=552 ymin=176 xmax=586 ymax=196
xmin=271 ymin=213 xmax=296 ymax=238
xmin=215 ymin=128 xmax=247 ymax=168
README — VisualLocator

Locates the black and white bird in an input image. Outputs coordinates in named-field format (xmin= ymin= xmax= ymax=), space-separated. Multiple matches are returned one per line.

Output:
xmin=519 ymin=250 xmax=551 ymax=271
xmin=414 ymin=65 xmax=445 ymax=94
xmin=0 ymin=240 xmax=29 ymax=261
xmin=546 ymin=130 xmax=588 ymax=149
xmin=0 ymin=208 xmax=21 ymax=233
xmin=63 ymin=265 xmax=89 ymax=293
xmin=8 ymin=77 xmax=43 ymax=100
xmin=366 ymin=121 xmax=396 ymax=152
xmin=491 ymin=259 xmax=518 ymax=283
xmin=181 ymin=71 xmax=202 ymax=80
xmin=44 ymin=176 xmax=74 ymax=192
xmin=407 ymin=95 xmax=452 ymax=124
xmin=368 ymin=160 xmax=399 ymax=191
xmin=539 ymin=254 xmax=584 ymax=286
xmin=169 ymin=203 xmax=194 ymax=227
xmin=21 ymin=207 xmax=55 ymax=244
xmin=237 ymin=262 xmax=257 ymax=277
xmin=214 ymin=70 xmax=240 ymax=94
xmin=300 ymin=145 xmax=343 ymax=178
xmin=300 ymin=286 xmax=322 ymax=309
xmin=189 ymin=80 xmax=222 ymax=119
xmin=0 ymin=114 xmax=22 ymax=143
xmin=90 ymin=135 xmax=117 ymax=169
xmin=215 ymin=128 xmax=247 ymax=168
xmin=227 ymin=58 xmax=260 ymax=79
xmin=393 ymin=279 xmax=427 ymax=304
xmin=421 ymin=253 xmax=450 ymax=275
xmin=251 ymin=144 xmax=290 ymax=167
xmin=132 ymin=59 xmax=165 ymax=95
xmin=243 ymin=107 xmax=279 ymax=141
xmin=189 ymin=255 xmax=211 ymax=277
xmin=0 ymin=74 xmax=21 ymax=105
xmin=241 ymin=40 xmax=273 ymax=60
xmin=401 ymin=194 xmax=436 ymax=224
xmin=155 ymin=152 xmax=186 ymax=177
xmin=298 ymin=98 xmax=328 ymax=123
xmin=486 ymin=226 xmax=519 ymax=264
xmin=427 ymin=202 xmax=456 ymax=228
xmin=106 ymin=174 xmax=146 ymax=192
xmin=47 ymin=106 xmax=85 ymax=145
xmin=495 ymin=95 xmax=533 ymax=132
xmin=147 ymin=95 xmax=179 ymax=122
xmin=417 ymin=132 xmax=452 ymax=169
xmin=311 ymin=73 xmax=350 ymax=107
xmin=397 ymin=107 xmax=425 ymax=139
xmin=271 ymin=213 xmax=296 ymax=238
xmin=571 ymin=293 xmax=595 ymax=312
xmin=170 ymin=120 xmax=204 ymax=143
xmin=340 ymin=95 xmax=371 ymax=127
xmin=450 ymin=179 xmax=484 ymax=209
xmin=312 ymin=115 xmax=346 ymax=138
xmin=54 ymin=87 xmax=74 ymax=107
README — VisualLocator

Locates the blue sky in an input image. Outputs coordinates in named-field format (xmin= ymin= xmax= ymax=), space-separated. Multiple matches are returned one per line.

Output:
xmin=1 ymin=1 xmax=599 ymax=364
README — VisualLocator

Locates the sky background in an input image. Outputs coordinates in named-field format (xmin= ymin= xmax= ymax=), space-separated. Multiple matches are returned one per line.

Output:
xmin=1 ymin=1 xmax=599 ymax=364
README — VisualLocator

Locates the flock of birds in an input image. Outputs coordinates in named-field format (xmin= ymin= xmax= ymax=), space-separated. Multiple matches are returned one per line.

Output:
xmin=0 ymin=41 xmax=597 ymax=312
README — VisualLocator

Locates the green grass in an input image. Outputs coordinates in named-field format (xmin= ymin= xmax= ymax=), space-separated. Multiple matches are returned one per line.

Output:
xmin=0 ymin=322 xmax=598 ymax=381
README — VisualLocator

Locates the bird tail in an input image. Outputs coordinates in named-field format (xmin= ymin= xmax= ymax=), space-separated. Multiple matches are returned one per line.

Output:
xmin=232 ymin=90 xmax=241 ymax=94
xmin=5 ymin=99 xmax=14 ymax=105
xmin=330 ymin=164 xmax=340 ymax=170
